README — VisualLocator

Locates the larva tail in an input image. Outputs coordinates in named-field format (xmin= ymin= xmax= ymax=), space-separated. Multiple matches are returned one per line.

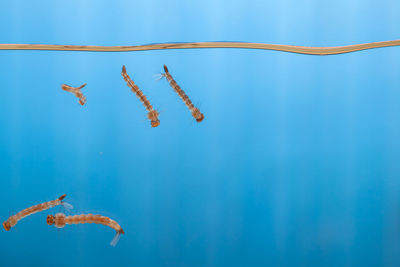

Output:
xmin=77 ymin=83 xmax=87 ymax=90
xmin=110 ymin=231 xmax=123 ymax=247
xmin=61 ymin=202 xmax=73 ymax=212
xmin=153 ymin=73 xmax=165 ymax=81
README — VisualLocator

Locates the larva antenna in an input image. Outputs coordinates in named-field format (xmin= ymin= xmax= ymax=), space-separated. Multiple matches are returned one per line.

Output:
xmin=110 ymin=231 xmax=122 ymax=246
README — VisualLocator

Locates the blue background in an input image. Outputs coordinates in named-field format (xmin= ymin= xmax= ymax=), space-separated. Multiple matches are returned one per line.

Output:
xmin=1 ymin=0 xmax=400 ymax=266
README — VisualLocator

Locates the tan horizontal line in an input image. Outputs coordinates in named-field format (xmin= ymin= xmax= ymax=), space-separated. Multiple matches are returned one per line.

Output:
xmin=0 ymin=40 xmax=399 ymax=55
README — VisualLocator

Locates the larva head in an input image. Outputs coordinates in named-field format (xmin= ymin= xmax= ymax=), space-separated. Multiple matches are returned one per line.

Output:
xmin=47 ymin=213 xmax=66 ymax=228
xmin=163 ymin=65 xmax=169 ymax=73
xmin=192 ymin=108 xmax=204 ymax=123
xmin=3 ymin=221 xmax=11 ymax=231
xmin=122 ymin=65 xmax=127 ymax=74
xmin=46 ymin=215 xmax=55 ymax=225
xmin=151 ymin=120 xmax=160 ymax=127
xmin=58 ymin=194 xmax=67 ymax=201
xmin=148 ymin=110 xmax=160 ymax=128
xmin=196 ymin=113 xmax=204 ymax=123
xmin=3 ymin=216 xmax=17 ymax=231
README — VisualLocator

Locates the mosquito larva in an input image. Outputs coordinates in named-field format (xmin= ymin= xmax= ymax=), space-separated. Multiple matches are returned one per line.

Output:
xmin=47 ymin=213 xmax=125 ymax=246
xmin=61 ymin=83 xmax=87 ymax=105
xmin=162 ymin=65 xmax=204 ymax=122
xmin=3 ymin=194 xmax=73 ymax=231
xmin=121 ymin=65 xmax=160 ymax=127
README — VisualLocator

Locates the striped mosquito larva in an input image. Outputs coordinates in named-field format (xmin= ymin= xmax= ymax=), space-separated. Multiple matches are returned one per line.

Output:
xmin=3 ymin=194 xmax=73 ymax=231
xmin=61 ymin=83 xmax=87 ymax=105
xmin=162 ymin=65 xmax=204 ymax=122
xmin=121 ymin=65 xmax=160 ymax=127
xmin=47 ymin=213 xmax=125 ymax=246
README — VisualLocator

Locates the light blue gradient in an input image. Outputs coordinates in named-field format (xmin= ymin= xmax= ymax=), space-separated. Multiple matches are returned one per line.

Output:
xmin=1 ymin=0 xmax=400 ymax=266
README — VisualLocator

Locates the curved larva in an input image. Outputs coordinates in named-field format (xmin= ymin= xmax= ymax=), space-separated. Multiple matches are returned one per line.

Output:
xmin=47 ymin=213 xmax=125 ymax=246
xmin=3 ymin=194 xmax=71 ymax=231
xmin=61 ymin=83 xmax=87 ymax=105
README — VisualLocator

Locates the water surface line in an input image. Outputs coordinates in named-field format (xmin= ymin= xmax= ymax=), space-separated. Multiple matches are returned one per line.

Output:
xmin=0 ymin=40 xmax=399 ymax=55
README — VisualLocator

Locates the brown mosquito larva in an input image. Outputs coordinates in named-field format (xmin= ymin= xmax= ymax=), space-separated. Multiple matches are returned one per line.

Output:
xmin=162 ymin=65 xmax=204 ymax=122
xmin=3 ymin=194 xmax=72 ymax=231
xmin=121 ymin=65 xmax=160 ymax=127
xmin=61 ymin=83 xmax=87 ymax=105
xmin=47 ymin=213 xmax=125 ymax=246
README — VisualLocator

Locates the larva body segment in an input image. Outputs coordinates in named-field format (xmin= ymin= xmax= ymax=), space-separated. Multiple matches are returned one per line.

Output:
xmin=121 ymin=65 xmax=160 ymax=127
xmin=3 ymin=194 xmax=71 ymax=231
xmin=47 ymin=213 xmax=125 ymax=246
xmin=162 ymin=65 xmax=204 ymax=122
xmin=61 ymin=83 xmax=87 ymax=105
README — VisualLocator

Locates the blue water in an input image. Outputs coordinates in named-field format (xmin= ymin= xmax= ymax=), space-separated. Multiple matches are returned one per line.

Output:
xmin=1 ymin=1 xmax=400 ymax=266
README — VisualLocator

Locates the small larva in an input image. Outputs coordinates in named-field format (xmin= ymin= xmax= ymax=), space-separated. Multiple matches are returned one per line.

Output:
xmin=47 ymin=213 xmax=124 ymax=246
xmin=162 ymin=65 xmax=204 ymax=122
xmin=121 ymin=65 xmax=160 ymax=127
xmin=61 ymin=83 xmax=87 ymax=105
xmin=3 ymin=194 xmax=72 ymax=231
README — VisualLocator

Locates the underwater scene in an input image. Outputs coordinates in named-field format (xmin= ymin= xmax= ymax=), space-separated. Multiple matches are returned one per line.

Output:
xmin=1 ymin=0 xmax=400 ymax=266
